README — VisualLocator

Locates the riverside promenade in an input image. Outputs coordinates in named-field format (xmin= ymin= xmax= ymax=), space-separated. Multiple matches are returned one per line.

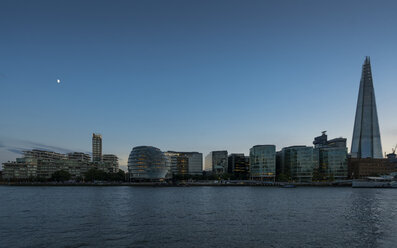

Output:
xmin=0 ymin=180 xmax=352 ymax=187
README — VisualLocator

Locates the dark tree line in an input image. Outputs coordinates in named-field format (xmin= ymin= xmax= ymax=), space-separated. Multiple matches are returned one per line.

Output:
xmin=84 ymin=168 xmax=126 ymax=182
xmin=172 ymin=172 xmax=249 ymax=181
xmin=51 ymin=170 xmax=72 ymax=182
xmin=1 ymin=169 xmax=127 ymax=182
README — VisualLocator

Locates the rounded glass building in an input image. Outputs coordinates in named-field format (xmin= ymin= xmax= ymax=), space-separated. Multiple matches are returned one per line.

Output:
xmin=128 ymin=146 xmax=169 ymax=181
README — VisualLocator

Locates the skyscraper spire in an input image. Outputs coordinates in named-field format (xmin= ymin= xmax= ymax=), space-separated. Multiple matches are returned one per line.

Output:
xmin=364 ymin=56 xmax=370 ymax=65
xmin=351 ymin=57 xmax=383 ymax=158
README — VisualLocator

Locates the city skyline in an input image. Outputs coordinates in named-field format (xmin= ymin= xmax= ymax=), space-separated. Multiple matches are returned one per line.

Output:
xmin=3 ymin=2 xmax=397 ymax=248
xmin=1 ymin=0 xmax=397 ymax=167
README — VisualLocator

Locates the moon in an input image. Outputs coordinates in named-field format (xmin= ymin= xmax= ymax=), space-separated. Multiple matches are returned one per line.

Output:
xmin=57 ymin=79 xmax=61 ymax=84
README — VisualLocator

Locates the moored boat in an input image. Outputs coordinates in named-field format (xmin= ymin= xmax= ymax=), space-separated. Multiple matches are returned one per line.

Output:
xmin=281 ymin=184 xmax=296 ymax=188
xmin=352 ymin=176 xmax=397 ymax=188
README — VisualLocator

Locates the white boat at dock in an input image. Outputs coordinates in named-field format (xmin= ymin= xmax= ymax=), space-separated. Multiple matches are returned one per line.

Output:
xmin=352 ymin=175 xmax=397 ymax=188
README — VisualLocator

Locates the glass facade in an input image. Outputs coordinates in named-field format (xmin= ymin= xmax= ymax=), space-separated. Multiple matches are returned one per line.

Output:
xmin=184 ymin=152 xmax=203 ymax=175
xmin=312 ymin=132 xmax=348 ymax=180
xmin=317 ymin=147 xmax=348 ymax=180
xmin=165 ymin=151 xmax=202 ymax=176
xmin=351 ymin=57 xmax=383 ymax=158
xmin=205 ymin=151 xmax=228 ymax=174
xmin=164 ymin=152 xmax=188 ymax=176
xmin=249 ymin=145 xmax=275 ymax=181
xmin=281 ymin=146 xmax=318 ymax=182
xmin=128 ymin=146 xmax=169 ymax=180
xmin=228 ymin=153 xmax=249 ymax=179
xmin=164 ymin=152 xmax=179 ymax=175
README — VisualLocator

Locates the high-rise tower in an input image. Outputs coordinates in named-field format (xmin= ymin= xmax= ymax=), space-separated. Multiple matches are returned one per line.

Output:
xmin=92 ymin=133 xmax=102 ymax=162
xmin=351 ymin=57 xmax=382 ymax=158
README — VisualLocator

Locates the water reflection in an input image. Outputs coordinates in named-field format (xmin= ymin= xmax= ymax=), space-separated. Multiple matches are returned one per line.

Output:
xmin=1 ymin=187 xmax=397 ymax=247
xmin=347 ymin=189 xmax=397 ymax=248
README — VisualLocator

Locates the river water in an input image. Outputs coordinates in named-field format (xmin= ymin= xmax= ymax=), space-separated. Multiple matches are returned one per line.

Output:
xmin=1 ymin=186 xmax=397 ymax=248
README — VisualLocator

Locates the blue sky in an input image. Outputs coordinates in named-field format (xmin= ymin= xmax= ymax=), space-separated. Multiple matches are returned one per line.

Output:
xmin=1 ymin=0 xmax=397 ymax=167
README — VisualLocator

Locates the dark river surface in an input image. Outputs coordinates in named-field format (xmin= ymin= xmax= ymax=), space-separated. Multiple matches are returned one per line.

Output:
xmin=1 ymin=186 xmax=397 ymax=248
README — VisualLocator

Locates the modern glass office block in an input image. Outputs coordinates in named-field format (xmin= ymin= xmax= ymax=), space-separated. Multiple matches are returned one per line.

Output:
xmin=317 ymin=147 xmax=348 ymax=180
xmin=281 ymin=146 xmax=317 ymax=182
xmin=249 ymin=145 xmax=276 ymax=181
xmin=205 ymin=151 xmax=228 ymax=174
xmin=228 ymin=153 xmax=249 ymax=179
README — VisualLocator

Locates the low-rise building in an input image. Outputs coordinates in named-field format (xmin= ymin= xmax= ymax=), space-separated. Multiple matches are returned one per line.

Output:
xmin=348 ymin=158 xmax=397 ymax=179
xmin=2 ymin=150 xmax=102 ymax=180
xmin=23 ymin=150 xmax=67 ymax=179
xmin=2 ymin=157 xmax=38 ymax=180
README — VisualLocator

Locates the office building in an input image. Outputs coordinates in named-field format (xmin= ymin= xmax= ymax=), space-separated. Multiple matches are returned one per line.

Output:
xmin=313 ymin=132 xmax=348 ymax=180
xmin=128 ymin=146 xmax=169 ymax=180
xmin=164 ymin=151 xmax=202 ymax=176
xmin=164 ymin=152 xmax=179 ymax=175
xmin=280 ymin=146 xmax=318 ymax=182
xmin=249 ymin=145 xmax=276 ymax=181
xmin=164 ymin=151 xmax=189 ymax=176
xmin=205 ymin=151 xmax=228 ymax=174
xmin=228 ymin=153 xmax=249 ymax=179
xmin=183 ymin=152 xmax=203 ymax=175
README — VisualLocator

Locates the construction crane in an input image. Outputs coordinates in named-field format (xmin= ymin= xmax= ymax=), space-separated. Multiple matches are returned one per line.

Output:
xmin=392 ymin=144 xmax=397 ymax=154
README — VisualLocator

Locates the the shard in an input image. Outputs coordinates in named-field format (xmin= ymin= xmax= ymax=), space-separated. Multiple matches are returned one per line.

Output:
xmin=351 ymin=56 xmax=383 ymax=158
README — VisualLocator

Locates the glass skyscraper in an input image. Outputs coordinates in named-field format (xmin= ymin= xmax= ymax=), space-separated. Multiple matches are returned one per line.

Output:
xmin=351 ymin=57 xmax=383 ymax=158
